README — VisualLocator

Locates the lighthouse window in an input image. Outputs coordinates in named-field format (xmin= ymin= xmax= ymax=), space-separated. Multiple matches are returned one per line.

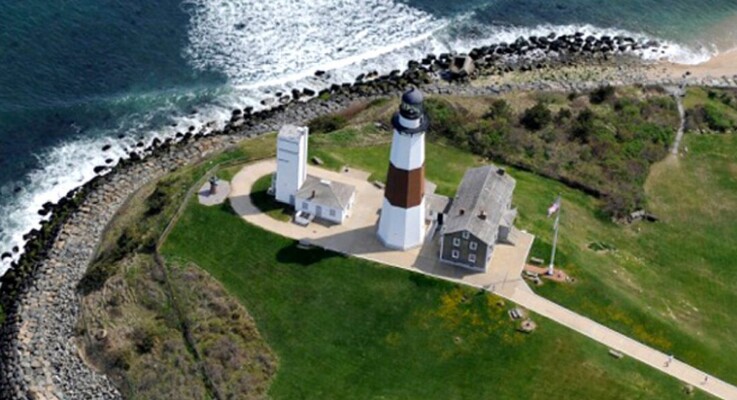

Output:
xmin=453 ymin=237 xmax=461 ymax=247
xmin=462 ymin=231 xmax=470 ymax=239
xmin=468 ymin=254 xmax=476 ymax=263
xmin=451 ymin=250 xmax=460 ymax=259
xmin=302 ymin=201 xmax=309 ymax=210
xmin=470 ymin=241 xmax=478 ymax=251
xmin=329 ymin=209 xmax=336 ymax=217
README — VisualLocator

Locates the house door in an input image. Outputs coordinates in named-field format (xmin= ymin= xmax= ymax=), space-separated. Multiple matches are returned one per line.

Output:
xmin=315 ymin=205 xmax=323 ymax=217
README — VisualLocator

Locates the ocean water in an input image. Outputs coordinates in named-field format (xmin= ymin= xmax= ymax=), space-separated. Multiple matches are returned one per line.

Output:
xmin=1 ymin=0 xmax=737 ymax=274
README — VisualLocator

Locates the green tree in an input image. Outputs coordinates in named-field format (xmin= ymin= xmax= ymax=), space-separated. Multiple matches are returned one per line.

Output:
xmin=589 ymin=85 xmax=615 ymax=104
xmin=520 ymin=101 xmax=552 ymax=131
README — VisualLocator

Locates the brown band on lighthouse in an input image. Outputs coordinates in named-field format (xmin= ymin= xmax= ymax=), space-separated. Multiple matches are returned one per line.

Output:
xmin=385 ymin=162 xmax=425 ymax=208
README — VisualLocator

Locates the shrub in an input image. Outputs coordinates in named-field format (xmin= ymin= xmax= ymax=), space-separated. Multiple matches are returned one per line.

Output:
xmin=703 ymin=103 xmax=734 ymax=132
xmin=145 ymin=187 xmax=168 ymax=216
xmin=131 ymin=326 xmax=156 ymax=354
xmin=571 ymin=108 xmax=596 ymax=141
xmin=556 ymin=108 xmax=572 ymax=123
xmin=589 ymin=85 xmax=615 ymax=104
xmin=425 ymin=98 xmax=470 ymax=144
xmin=483 ymin=99 xmax=512 ymax=121
xmin=308 ymin=114 xmax=347 ymax=134
xmin=520 ymin=101 xmax=552 ymax=131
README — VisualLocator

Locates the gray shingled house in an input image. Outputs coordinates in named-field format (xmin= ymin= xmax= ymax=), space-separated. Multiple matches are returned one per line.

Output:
xmin=439 ymin=165 xmax=517 ymax=271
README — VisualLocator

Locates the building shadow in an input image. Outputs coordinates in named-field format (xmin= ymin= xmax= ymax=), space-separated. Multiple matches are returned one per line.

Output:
xmin=276 ymin=242 xmax=340 ymax=266
xmin=229 ymin=193 xmax=292 ymax=218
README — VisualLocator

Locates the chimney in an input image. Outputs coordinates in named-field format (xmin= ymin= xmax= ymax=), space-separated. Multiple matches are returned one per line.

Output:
xmin=311 ymin=190 xmax=316 ymax=199
xmin=459 ymin=209 xmax=465 ymax=216
xmin=478 ymin=210 xmax=487 ymax=220
xmin=497 ymin=168 xmax=506 ymax=176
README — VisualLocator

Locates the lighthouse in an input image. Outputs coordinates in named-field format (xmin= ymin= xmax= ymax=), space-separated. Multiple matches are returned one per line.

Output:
xmin=377 ymin=88 xmax=428 ymax=250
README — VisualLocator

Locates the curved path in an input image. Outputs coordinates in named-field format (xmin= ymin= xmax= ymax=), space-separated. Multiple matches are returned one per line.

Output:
xmin=231 ymin=160 xmax=737 ymax=400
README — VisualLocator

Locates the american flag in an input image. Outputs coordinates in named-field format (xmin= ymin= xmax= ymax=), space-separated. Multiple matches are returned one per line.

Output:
xmin=547 ymin=195 xmax=561 ymax=217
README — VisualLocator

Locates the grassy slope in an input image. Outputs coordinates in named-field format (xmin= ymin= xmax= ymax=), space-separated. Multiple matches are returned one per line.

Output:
xmin=161 ymin=201 xmax=703 ymax=399
xmin=76 ymin=134 xmax=280 ymax=398
xmin=308 ymin=103 xmax=737 ymax=385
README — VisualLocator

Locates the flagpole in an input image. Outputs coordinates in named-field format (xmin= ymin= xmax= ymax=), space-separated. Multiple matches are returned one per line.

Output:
xmin=548 ymin=195 xmax=561 ymax=276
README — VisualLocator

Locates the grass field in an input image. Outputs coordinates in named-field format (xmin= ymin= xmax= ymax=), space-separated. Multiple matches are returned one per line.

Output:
xmin=306 ymin=107 xmax=737 ymax=386
xmin=84 ymin=89 xmax=736 ymax=398
xmin=161 ymin=201 xmax=705 ymax=399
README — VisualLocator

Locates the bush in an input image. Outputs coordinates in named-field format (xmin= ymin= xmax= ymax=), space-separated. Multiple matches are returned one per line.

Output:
xmin=703 ymin=103 xmax=735 ymax=132
xmin=131 ymin=327 xmax=156 ymax=354
xmin=425 ymin=98 xmax=470 ymax=145
xmin=308 ymin=114 xmax=348 ymax=134
xmin=145 ymin=187 xmax=168 ymax=216
xmin=571 ymin=108 xmax=596 ymax=142
xmin=520 ymin=101 xmax=552 ymax=131
xmin=589 ymin=85 xmax=615 ymax=104
xmin=483 ymin=99 xmax=512 ymax=121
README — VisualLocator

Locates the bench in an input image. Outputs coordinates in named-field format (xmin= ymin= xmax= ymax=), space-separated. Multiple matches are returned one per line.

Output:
xmin=608 ymin=349 xmax=624 ymax=359
xmin=508 ymin=308 xmax=523 ymax=320
xmin=523 ymin=270 xmax=539 ymax=279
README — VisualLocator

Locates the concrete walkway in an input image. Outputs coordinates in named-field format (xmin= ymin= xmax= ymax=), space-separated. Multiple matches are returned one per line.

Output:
xmin=229 ymin=159 xmax=737 ymax=400
xmin=501 ymin=286 xmax=737 ymax=400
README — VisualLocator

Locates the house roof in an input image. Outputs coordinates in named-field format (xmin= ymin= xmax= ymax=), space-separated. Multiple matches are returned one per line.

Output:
xmin=444 ymin=165 xmax=516 ymax=244
xmin=296 ymin=175 xmax=355 ymax=210
xmin=426 ymin=193 xmax=451 ymax=215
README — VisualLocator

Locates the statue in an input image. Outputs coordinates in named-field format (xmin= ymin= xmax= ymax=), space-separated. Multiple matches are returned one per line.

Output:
xmin=209 ymin=176 xmax=218 ymax=195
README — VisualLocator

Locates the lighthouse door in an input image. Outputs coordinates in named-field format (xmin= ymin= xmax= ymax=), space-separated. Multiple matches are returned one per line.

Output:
xmin=315 ymin=205 xmax=323 ymax=218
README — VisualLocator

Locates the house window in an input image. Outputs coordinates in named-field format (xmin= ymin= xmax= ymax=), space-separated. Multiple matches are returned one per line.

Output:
xmin=469 ymin=241 xmax=478 ymax=251
xmin=329 ymin=209 xmax=336 ymax=217
xmin=462 ymin=231 xmax=470 ymax=239
xmin=452 ymin=237 xmax=461 ymax=247
xmin=468 ymin=254 xmax=476 ymax=263
xmin=302 ymin=201 xmax=309 ymax=210
xmin=451 ymin=250 xmax=460 ymax=259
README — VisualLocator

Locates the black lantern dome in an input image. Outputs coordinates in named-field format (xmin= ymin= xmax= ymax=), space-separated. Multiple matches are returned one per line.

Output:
xmin=399 ymin=88 xmax=424 ymax=120
xmin=392 ymin=88 xmax=429 ymax=135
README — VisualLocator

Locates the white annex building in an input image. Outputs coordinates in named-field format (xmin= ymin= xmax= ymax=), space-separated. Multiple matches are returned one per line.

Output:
xmin=273 ymin=125 xmax=356 ymax=224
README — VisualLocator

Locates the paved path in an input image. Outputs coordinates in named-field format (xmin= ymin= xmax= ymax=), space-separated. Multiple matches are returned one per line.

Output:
xmin=500 ymin=286 xmax=737 ymax=400
xmin=667 ymin=84 xmax=687 ymax=155
xmin=229 ymin=160 xmax=737 ymax=400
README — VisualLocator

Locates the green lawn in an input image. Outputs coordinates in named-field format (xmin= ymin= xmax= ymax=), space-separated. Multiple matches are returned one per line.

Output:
xmin=162 ymin=202 xmax=704 ymax=399
xmin=308 ymin=120 xmax=737 ymax=386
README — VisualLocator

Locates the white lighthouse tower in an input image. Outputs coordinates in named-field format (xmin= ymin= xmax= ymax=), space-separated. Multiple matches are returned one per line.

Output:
xmin=377 ymin=88 xmax=428 ymax=250
xmin=274 ymin=124 xmax=308 ymax=205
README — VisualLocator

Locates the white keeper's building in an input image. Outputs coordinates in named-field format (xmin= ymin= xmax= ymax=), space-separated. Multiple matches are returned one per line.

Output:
xmin=273 ymin=125 xmax=356 ymax=224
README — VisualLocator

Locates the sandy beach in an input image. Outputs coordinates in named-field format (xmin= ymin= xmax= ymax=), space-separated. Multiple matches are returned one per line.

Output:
xmin=652 ymin=48 xmax=737 ymax=80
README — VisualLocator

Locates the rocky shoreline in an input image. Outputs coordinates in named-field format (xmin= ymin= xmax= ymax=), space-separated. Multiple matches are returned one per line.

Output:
xmin=2 ymin=33 xmax=737 ymax=400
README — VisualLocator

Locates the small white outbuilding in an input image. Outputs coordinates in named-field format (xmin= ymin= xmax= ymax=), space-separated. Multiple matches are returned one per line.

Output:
xmin=273 ymin=124 xmax=356 ymax=224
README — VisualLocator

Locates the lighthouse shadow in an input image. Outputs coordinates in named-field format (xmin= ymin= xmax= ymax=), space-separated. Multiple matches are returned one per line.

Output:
xmin=410 ymin=238 xmax=483 ymax=282
xmin=307 ymin=225 xmax=389 ymax=256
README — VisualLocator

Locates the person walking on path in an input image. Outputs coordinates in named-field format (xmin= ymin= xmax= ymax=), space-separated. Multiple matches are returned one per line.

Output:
xmin=703 ymin=376 xmax=709 ymax=385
